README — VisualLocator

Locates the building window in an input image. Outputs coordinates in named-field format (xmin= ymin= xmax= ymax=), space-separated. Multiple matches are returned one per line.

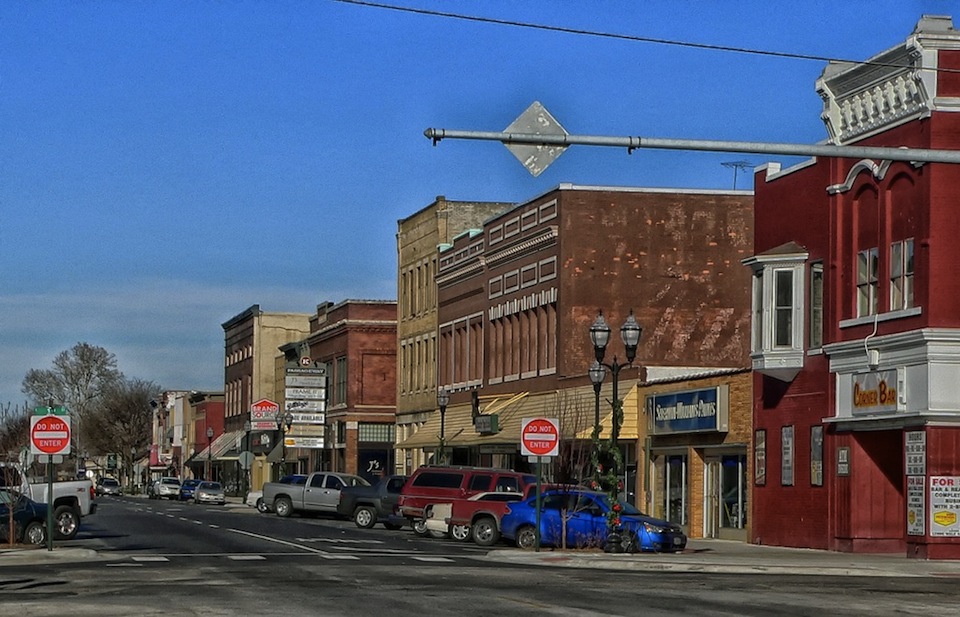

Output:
xmin=335 ymin=356 xmax=347 ymax=405
xmin=773 ymin=269 xmax=794 ymax=347
xmin=809 ymin=263 xmax=823 ymax=348
xmin=857 ymin=247 xmax=878 ymax=317
xmin=890 ymin=239 xmax=914 ymax=311
xmin=743 ymin=246 xmax=808 ymax=381
xmin=359 ymin=423 xmax=395 ymax=442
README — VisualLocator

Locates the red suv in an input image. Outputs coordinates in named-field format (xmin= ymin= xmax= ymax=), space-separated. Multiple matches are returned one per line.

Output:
xmin=398 ymin=465 xmax=537 ymax=536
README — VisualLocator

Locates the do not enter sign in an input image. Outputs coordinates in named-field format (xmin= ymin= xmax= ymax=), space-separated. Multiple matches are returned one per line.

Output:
xmin=521 ymin=417 xmax=560 ymax=457
xmin=31 ymin=414 xmax=72 ymax=456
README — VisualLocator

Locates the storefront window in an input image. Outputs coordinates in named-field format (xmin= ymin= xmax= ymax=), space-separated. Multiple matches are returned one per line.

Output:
xmin=666 ymin=455 xmax=687 ymax=526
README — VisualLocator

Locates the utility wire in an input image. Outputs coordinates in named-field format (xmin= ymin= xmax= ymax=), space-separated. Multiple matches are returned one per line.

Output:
xmin=332 ymin=0 xmax=960 ymax=75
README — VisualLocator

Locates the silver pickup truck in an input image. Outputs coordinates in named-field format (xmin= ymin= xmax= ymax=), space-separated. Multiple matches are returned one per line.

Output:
xmin=262 ymin=471 xmax=368 ymax=517
xmin=0 ymin=462 xmax=96 ymax=540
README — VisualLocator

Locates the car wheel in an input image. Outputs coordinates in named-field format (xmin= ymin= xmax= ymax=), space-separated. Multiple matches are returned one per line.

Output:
xmin=449 ymin=524 xmax=472 ymax=542
xmin=274 ymin=497 xmax=293 ymax=517
xmin=515 ymin=525 xmax=538 ymax=550
xmin=256 ymin=498 xmax=268 ymax=514
xmin=23 ymin=521 xmax=46 ymax=546
xmin=472 ymin=517 xmax=500 ymax=547
xmin=53 ymin=505 xmax=79 ymax=540
xmin=353 ymin=506 xmax=377 ymax=529
xmin=412 ymin=519 xmax=430 ymax=537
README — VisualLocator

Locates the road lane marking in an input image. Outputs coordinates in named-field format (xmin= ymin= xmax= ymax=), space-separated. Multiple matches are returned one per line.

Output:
xmin=412 ymin=557 xmax=455 ymax=562
xmin=228 ymin=555 xmax=267 ymax=561
xmin=132 ymin=556 xmax=170 ymax=562
xmin=227 ymin=528 xmax=358 ymax=560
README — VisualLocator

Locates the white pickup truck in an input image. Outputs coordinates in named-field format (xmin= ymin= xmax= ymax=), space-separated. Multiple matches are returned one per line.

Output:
xmin=0 ymin=463 xmax=96 ymax=540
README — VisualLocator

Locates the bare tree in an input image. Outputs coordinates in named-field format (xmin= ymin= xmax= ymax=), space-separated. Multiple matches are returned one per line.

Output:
xmin=84 ymin=378 xmax=158 ymax=487
xmin=21 ymin=342 xmax=123 ymax=464
xmin=0 ymin=402 xmax=30 ymax=462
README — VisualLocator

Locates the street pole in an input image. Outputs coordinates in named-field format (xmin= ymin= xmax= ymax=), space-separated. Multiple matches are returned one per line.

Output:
xmin=437 ymin=388 xmax=449 ymax=465
xmin=589 ymin=310 xmax=642 ymax=554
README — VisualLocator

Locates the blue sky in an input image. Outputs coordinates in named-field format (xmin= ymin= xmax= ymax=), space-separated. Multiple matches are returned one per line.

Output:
xmin=0 ymin=1 xmax=951 ymax=405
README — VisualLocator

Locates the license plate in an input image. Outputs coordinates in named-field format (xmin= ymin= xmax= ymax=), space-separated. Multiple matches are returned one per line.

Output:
xmin=673 ymin=537 xmax=683 ymax=545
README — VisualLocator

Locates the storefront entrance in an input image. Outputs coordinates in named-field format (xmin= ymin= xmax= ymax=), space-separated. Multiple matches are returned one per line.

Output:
xmin=704 ymin=454 xmax=748 ymax=540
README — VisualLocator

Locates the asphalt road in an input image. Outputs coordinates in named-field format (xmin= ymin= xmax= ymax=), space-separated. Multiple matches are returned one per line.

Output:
xmin=2 ymin=496 xmax=959 ymax=616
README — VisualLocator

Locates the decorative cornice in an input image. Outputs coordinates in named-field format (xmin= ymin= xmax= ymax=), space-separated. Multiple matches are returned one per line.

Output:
xmin=485 ymin=226 xmax=558 ymax=268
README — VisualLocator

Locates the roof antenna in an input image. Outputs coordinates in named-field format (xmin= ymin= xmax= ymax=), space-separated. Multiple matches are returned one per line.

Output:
xmin=721 ymin=161 xmax=754 ymax=190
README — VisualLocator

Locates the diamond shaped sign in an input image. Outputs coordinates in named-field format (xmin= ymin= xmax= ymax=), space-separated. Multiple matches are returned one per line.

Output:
xmin=503 ymin=101 xmax=568 ymax=177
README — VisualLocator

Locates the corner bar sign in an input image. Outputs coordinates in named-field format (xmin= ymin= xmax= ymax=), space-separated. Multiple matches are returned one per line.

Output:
xmin=31 ymin=414 xmax=71 ymax=456
xmin=521 ymin=417 xmax=560 ymax=457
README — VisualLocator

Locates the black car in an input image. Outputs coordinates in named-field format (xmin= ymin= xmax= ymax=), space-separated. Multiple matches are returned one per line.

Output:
xmin=0 ymin=492 xmax=49 ymax=545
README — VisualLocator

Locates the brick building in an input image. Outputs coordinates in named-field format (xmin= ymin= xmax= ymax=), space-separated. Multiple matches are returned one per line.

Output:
xmin=398 ymin=183 xmax=754 ymax=539
xmin=745 ymin=16 xmax=960 ymax=558
xmin=395 ymin=196 xmax=512 ymax=474
xmin=282 ymin=300 xmax=397 ymax=483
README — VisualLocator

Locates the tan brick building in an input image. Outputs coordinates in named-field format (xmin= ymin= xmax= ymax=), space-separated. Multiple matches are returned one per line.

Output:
xmin=395 ymin=196 xmax=512 ymax=473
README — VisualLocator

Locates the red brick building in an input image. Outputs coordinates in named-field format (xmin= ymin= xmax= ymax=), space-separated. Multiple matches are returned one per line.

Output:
xmin=400 ymin=183 xmax=754 ymax=539
xmin=745 ymin=16 xmax=960 ymax=558
xmin=284 ymin=300 xmax=397 ymax=483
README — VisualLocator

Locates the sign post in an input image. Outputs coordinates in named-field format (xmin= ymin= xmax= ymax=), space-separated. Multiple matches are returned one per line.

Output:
xmin=521 ymin=417 xmax=560 ymax=552
xmin=31 ymin=407 xmax=71 ymax=552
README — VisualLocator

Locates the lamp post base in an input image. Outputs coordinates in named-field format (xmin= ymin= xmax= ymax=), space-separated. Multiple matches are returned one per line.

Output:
xmin=604 ymin=530 xmax=625 ymax=553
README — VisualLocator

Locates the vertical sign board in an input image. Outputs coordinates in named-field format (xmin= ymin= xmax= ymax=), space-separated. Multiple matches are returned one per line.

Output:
xmin=930 ymin=476 xmax=960 ymax=537
xmin=906 ymin=431 xmax=927 ymax=536
xmin=907 ymin=475 xmax=925 ymax=536
xmin=905 ymin=431 xmax=926 ymax=476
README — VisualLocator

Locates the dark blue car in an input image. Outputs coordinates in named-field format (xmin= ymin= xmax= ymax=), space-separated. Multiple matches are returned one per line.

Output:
xmin=179 ymin=478 xmax=202 ymax=501
xmin=500 ymin=488 xmax=687 ymax=553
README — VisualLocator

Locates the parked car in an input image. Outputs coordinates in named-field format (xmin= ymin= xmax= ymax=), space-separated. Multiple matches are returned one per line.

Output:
xmin=500 ymin=488 xmax=687 ymax=553
xmin=397 ymin=465 xmax=536 ymax=537
xmin=246 ymin=474 xmax=307 ymax=513
xmin=96 ymin=477 xmax=122 ymax=496
xmin=336 ymin=474 xmax=408 ymax=529
xmin=426 ymin=489 xmax=532 ymax=545
xmin=151 ymin=477 xmax=181 ymax=500
xmin=263 ymin=472 xmax=368 ymax=517
xmin=179 ymin=479 xmax=202 ymax=502
xmin=194 ymin=481 xmax=226 ymax=505
xmin=0 ymin=491 xmax=49 ymax=545
xmin=0 ymin=462 xmax=95 ymax=540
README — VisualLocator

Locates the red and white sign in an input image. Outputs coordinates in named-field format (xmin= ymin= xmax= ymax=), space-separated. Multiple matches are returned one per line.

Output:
xmin=31 ymin=414 xmax=72 ymax=456
xmin=520 ymin=417 xmax=560 ymax=457
xmin=251 ymin=399 xmax=280 ymax=430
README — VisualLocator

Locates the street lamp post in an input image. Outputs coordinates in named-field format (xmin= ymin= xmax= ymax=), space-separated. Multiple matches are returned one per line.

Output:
xmin=588 ymin=360 xmax=606 ymax=487
xmin=243 ymin=420 xmax=251 ymax=500
xmin=206 ymin=426 xmax=214 ymax=481
xmin=437 ymin=388 xmax=450 ymax=465
xmin=588 ymin=310 xmax=642 ymax=553
xmin=277 ymin=410 xmax=293 ymax=475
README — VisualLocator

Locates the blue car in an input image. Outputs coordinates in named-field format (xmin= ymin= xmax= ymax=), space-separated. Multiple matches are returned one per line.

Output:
xmin=500 ymin=489 xmax=687 ymax=553
xmin=179 ymin=478 xmax=202 ymax=501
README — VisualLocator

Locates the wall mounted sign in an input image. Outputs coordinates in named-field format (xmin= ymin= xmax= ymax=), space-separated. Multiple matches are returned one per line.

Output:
xmin=905 ymin=431 xmax=926 ymax=476
xmin=851 ymin=369 xmax=898 ymax=415
xmin=647 ymin=386 xmax=729 ymax=435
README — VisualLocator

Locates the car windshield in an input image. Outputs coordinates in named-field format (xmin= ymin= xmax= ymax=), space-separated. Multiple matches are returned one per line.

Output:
xmin=161 ymin=479 xmax=180 ymax=486
xmin=596 ymin=493 xmax=644 ymax=516
xmin=103 ymin=479 xmax=119 ymax=486
xmin=199 ymin=482 xmax=221 ymax=491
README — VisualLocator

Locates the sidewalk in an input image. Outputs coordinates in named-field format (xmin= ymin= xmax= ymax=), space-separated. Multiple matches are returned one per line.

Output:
xmin=482 ymin=538 xmax=960 ymax=577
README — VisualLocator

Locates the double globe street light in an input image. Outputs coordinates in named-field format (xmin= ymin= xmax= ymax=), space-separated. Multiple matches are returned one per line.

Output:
xmin=588 ymin=310 xmax=642 ymax=553
xmin=276 ymin=410 xmax=294 ymax=474
xmin=436 ymin=388 xmax=450 ymax=465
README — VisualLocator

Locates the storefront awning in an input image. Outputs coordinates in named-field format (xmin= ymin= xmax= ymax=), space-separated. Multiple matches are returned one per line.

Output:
xmin=397 ymin=383 xmax=641 ymax=450
xmin=193 ymin=430 xmax=244 ymax=462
